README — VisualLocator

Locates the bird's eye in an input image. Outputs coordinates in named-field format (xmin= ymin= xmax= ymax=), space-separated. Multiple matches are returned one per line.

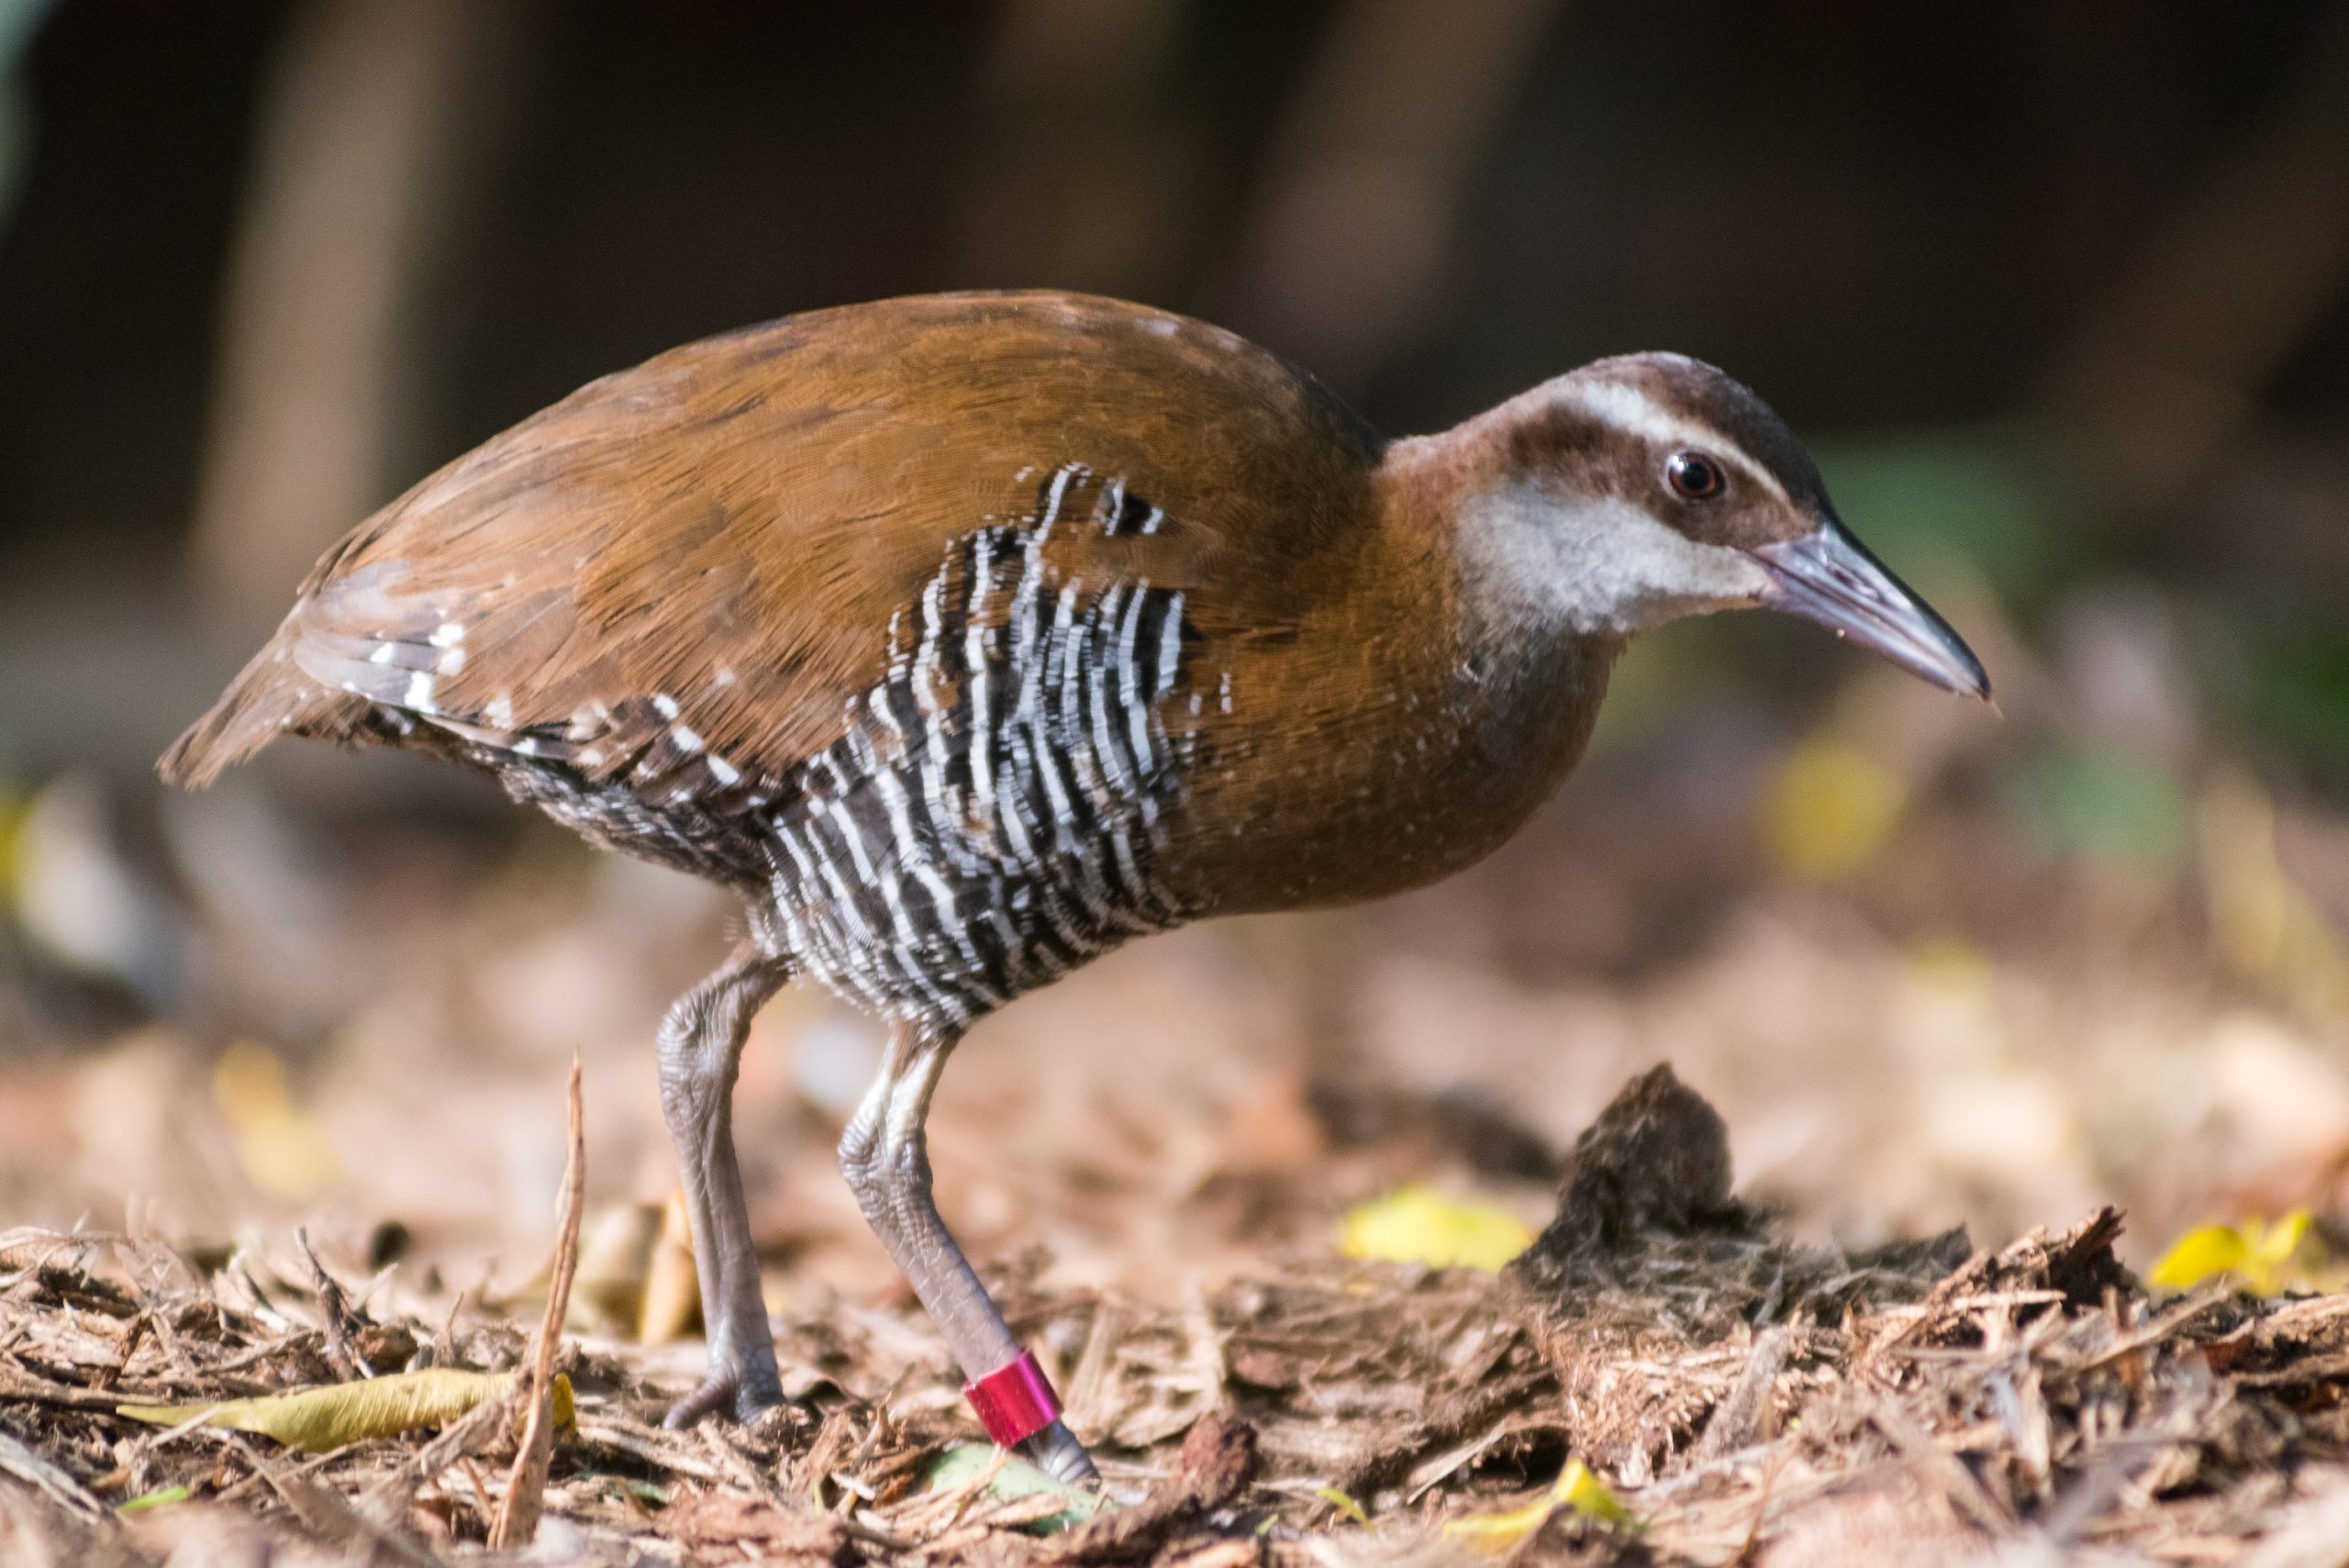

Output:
xmin=1665 ymin=451 xmax=1725 ymax=501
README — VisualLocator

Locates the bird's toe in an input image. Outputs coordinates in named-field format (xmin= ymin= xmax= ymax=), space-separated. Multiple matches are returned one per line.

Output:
xmin=1017 ymin=1419 xmax=1100 ymax=1486
xmin=662 ymin=1362 xmax=785 ymax=1429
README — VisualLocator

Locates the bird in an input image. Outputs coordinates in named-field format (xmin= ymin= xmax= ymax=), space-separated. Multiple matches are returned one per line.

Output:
xmin=162 ymin=289 xmax=1989 ymax=1484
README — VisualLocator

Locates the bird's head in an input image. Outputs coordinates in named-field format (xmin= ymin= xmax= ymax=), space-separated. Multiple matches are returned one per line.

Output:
xmin=1446 ymin=351 xmax=1990 ymax=700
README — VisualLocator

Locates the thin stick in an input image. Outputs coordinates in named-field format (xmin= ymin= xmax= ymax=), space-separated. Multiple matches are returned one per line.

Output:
xmin=0 ymin=1428 xmax=106 ymax=1520
xmin=489 ymin=1053 xmax=585 ymax=1549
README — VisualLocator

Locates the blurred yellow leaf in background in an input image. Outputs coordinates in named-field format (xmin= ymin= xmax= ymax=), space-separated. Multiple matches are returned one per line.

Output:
xmin=640 ymin=1187 xmax=702 ymax=1344
xmin=212 ymin=1040 xmax=340 ymax=1200
xmin=573 ymin=1200 xmax=663 ymax=1334
xmin=1441 ymin=1460 xmax=1633 ymax=1551
xmin=0 ymin=786 xmax=28 ymax=895
xmin=2200 ymin=773 xmax=2349 ymax=1029
xmin=119 ymin=1369 xmax=572 ymax=1453
xmin=1902 ymin=937 xmax=1998 ymax=1005
xmin=1761 ymin=739 xmax=1907 ymax=880
xmin=1338 ymin=1184 xmax=1532 ymax=1272
xmin=2148 ymin=1210 xmax=2316 ymax=1296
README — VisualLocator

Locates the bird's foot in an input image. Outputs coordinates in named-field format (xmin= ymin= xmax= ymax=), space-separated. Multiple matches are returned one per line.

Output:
xmin=1017 ymin=1419 xmax=1099 ymax=1486
xmin=662 ymin=1359 xmax=785 ymax=1429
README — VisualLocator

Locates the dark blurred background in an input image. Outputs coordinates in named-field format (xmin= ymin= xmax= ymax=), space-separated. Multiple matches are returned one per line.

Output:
xmin=1 ymin=2 xmax=2346 ymax=1298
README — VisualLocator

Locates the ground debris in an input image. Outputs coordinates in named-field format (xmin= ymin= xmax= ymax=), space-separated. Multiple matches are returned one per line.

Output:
xmin=663 ymin=1488 xmax=862 ymax=1563
xmin=1051 ymin=1415 xmax=1261 ymax=1562
xmin=6 ymin=1066 xmax=2349 ymax=1563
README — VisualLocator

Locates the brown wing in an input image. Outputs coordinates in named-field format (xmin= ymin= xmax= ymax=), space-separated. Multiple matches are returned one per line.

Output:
xmin=161 ymin=291 xmax=1386 ymax=817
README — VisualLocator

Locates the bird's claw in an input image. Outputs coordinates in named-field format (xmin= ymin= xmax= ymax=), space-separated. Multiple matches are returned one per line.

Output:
xmin=1017 ymin=1419 xmax=1100 ymax=1486
xmin=662 ymin=1362 xmax=785 ymax=1429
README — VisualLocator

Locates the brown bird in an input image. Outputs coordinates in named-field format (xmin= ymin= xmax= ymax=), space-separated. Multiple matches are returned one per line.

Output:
xmin=163 ymin=290 xmax=1988 ymax=1482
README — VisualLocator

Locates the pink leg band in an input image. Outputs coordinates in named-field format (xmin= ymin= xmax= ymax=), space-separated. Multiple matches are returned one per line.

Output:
xmin=962 ymin=1348 xmax=1063 ymax=1448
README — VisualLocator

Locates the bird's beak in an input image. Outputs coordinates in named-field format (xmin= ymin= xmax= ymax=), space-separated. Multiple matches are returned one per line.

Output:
xmin=1744 ymin=518 xmax=1992 ymax=700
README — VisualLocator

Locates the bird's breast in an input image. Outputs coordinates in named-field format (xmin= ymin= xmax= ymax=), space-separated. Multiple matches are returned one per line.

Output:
xmin=1152 ymin=617 xmax=1620 ymax=915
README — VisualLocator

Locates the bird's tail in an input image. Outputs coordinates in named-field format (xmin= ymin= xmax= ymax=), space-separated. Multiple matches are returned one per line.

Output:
xmin=158 ymin=623 xmax=373 ymax=787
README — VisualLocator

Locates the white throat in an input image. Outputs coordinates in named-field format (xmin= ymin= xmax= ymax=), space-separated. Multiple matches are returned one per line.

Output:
xmin=1453 ymin=482 xmax=1771 ymax=638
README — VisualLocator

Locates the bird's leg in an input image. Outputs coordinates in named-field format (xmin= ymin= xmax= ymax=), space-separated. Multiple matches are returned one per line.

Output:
xmin=656 ymin=938 xmax=794 ymax=1428
xmin=839 ymin=1018 xmax=1098 ymax=1485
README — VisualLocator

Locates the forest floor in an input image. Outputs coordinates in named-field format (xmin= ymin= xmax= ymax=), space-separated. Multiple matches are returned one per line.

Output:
xmin=7 ymin=1066 xmax=2349 ymax=1567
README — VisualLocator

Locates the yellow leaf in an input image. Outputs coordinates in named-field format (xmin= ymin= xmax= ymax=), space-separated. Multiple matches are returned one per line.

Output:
xmin=0 ymin=787 xmax=29 ymax=895
xmin=1902 ymin=938 xmax=1997 ymax=1005
xmin=1442 ymin=1493 xmax=1555 ymax=1551
xmin=2146 ymin=1225 xmax=2245 ymax=1291
xmin=573 ymin=1201 xmax=662 ymax=1334
xmin=1556 ymin=1460 xmax=1633 ymax=1527
xmin=212 ymin=1040 xmax=340 ymax=1200
xmin=639 ymin=1188 xmax=701 ymax=1345
xmin=118 ymin=1369 xmax=572 ymax=1454
xmin=1339 ymin=1185 xmax=1532 ymax=1273
xmin=1442 ymin=1461 xmax=1633 ymax=1551
xmin=1315 ymin=1486 xmax=1369 ymax=1524
xmin=2244 ymin=1212 xmax=2315 ymax=1296
xmin=2200 ymin=774 xmax=2349 ymax=1027
xmin=2150 ymin=1211 xmax=2315 ymax=1296
xmin=1761 ymin=740 xmax=1907 ymax=881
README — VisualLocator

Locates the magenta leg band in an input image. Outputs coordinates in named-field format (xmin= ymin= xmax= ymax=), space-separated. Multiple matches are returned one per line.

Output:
xmin=963 ymin=1349 xmax=1063 ymax=1448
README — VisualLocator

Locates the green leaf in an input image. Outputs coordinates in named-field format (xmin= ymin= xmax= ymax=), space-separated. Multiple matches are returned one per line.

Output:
xmin=923 ymin=1443 xmax=1103 ymax=1534
xmin=1808 ymin=426 xmax=2077 ymax=595
xmin=2242 ymin=626 xmax=2349 ymax=778
xmin=117 ymin=1485 xmax=189 ymax=1514
xmin=2011 ymin=744 xmax=2188 ymax=870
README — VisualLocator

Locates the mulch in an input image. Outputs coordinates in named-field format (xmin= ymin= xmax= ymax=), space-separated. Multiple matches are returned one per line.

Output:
xmin=6 ymin=1066 xmax=2349 ymax=1566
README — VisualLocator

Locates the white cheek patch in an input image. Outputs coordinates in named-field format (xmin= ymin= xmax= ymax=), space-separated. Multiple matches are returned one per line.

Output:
xmin=1456 ymin=484 xmax=1772 ymax=638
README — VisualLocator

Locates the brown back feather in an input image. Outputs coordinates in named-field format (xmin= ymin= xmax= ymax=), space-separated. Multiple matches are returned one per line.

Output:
xmin=161 ymin=292 xmax=1386 ymax=811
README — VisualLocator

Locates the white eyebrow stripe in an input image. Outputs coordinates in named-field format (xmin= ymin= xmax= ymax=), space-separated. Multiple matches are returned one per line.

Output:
xmin=1559 ymin=380 xmax=1790 ymax=506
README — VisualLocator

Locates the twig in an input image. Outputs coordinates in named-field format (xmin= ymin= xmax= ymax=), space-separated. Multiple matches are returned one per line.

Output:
xmin=1689 ymin=1327 xmax=1790 ymax=1466
xmin=227 ymin=1430 xmax=451 ymax=1567
xmin=573 ymin=1416 xmax=730 ymax=1483
xmin=2067 ymin=1284 xmax=2233 ymax=1376
xmin=1064 ymin=1296 xmax=1129 ymax=1432
xmin=1869 ymin=1399 xmax=2013 ymax=1539
xmin=297 ymin=1228 xmax=368 ymax=1378
xmin=1734 ymin=1440 xmax=1792 ymax=1565
xmin=0 ymin=1362 xmax=141 ymax=1412
xmin=488 ymin=1053 xmax=585 ymax=1549
xmin=0 ymin=1427 xmax=106 ymax=1521
xmin=430 ymin=1287 xmax=470 ymax=1368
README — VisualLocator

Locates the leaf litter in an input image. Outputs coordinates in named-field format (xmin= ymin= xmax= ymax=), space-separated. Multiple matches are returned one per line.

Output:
xmin=6 ymin=1065 xmax=2349 ymax=1564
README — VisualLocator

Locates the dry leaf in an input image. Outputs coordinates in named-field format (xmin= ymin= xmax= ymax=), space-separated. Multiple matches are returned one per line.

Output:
xmin=639 ymin=1187 xmax=701 ymax=1345
xmin=117 ymin=1369 xmax=573 ymax=1454
xmin=573 ymin=1201 xmax=663 ymax=1333
xmin=211 ymin=1040 xmax=339 ymax=1200
xmin=2201 ymin=773 xmax=2349 ymax=1028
